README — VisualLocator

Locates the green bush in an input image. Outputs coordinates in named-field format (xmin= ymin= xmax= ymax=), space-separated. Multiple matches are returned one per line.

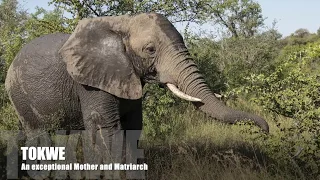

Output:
xmin=0 ymin=103 xmax=19 ymax=130
xmin=219 ymin=31 xmax=281 ymax=90
xmin=235 ymin=41 xmax=320 ymax=176
xmin=187 ymin=36 xmax=227 ymax=93
xmin=186 ymin=29 xmax=281 ymax=92
xmin=142 ymin=84 xmax=187 ymax=142
xmin=243 ymin=42 xmax=320 ymax=119
xmin=0 ymin=84 xmax=9 ymax=109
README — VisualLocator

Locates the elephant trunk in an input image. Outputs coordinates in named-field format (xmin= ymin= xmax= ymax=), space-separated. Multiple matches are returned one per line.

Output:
xmin=163 ymin=50 xmax=269 ymax=132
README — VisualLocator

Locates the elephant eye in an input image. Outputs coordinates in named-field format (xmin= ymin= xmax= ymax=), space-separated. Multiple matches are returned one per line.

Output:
xmin=145 ymin=45 xmax=156 ymax=55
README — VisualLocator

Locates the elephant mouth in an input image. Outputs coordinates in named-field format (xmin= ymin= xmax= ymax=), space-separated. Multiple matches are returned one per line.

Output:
xmin=166 ymin=83 xmax=202 ymax=102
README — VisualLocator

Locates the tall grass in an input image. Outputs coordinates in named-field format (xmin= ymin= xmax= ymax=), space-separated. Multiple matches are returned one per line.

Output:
xmin=0 ymin=97 xmax=318 ymax=179
xmin=141 ymin=99 xmax=319 ymax=180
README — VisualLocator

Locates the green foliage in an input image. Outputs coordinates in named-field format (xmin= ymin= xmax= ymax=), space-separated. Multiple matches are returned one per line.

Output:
xmin=0 ymin=1 xmax=72 ymax=80
xmin=187 ymin=36 xmax=227 ymax=92
xmin=238 ymin=115 xmax=319 ymax=178
xmin=0 ymin=0 xmax=28 ymax=81
xmin=207 ymin=0 xmax=265 ymax=38
xmin=0 ymin=84 xmax=8 ymax=109
xmin=281 ymin=28 xmax=320 ymax=46
xmin=0 ymin=0 xmax=27 ymax=118
xmin=244 ymin=42 xmax=320 ymax=119
xmin=185 ymin=28 xmax=282 ymax=91
xmin=220 ymin=32 xmax=281 ymax=89
xmin=234 ymin=41 xmax=320 ymax=176
xmin=25 ymin=7 xmax=74 ymax=39
xmin=49 ymin=0 xmax=213 ymax=23
xmin=48 ymin=0 xmax=265 ymax=38
xmin=142 ymin=84 xmax=187 ymax=142
xmin=0 ymin=103 xmax=19 ymax=130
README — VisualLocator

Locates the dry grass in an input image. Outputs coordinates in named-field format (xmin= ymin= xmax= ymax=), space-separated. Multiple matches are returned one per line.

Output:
xmin=0 ymin=99 xmax=319 ymax=179
xmin=140 ymin=100 xmax=319 ymax=180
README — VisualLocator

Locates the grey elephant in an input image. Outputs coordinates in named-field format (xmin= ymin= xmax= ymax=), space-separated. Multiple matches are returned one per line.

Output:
xmin=5 ymin=13 xmax=268 ymax=150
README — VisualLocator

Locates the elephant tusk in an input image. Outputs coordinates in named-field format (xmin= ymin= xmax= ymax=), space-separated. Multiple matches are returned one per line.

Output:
xmin=166 ymin=83 xmax=202 ymax=102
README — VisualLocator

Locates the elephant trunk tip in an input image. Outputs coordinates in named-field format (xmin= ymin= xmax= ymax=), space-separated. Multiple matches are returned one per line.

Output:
xmin=250 ymin=116 xmax=269 ymax=133
xmin=223 ymin=111 xmax=269 ymax=133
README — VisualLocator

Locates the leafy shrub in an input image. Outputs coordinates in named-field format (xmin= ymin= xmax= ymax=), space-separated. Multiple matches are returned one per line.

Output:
xmin=185 ymin=29 xmax=281 ymax=92
xmin=0 ymin=84 xmax=9 ymax=109
xmin=0 ymin=103 xmax=19 ymax=130
xmin=235 ymin=41 xmax=320 ymax=176
xmin=218 ymin=31 xmax=281 ymax=90
xmin=187 ymin=36 xmax=227 ymax=93
xmin=243 ymin=42 xmax=320 ymax=119
xmin=142 ymin=84 xmax=187 ymax=142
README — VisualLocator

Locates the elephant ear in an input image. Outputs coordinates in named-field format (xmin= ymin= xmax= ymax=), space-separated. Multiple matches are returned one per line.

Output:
xmin=59 ymin=18 xmax=142 ymax=99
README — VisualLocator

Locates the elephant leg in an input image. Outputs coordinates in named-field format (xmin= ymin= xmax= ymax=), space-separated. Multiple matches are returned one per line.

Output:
xmin=79 ymin=87 xmax=123 ymax=179
xmin=120 ymin=100 xmax=145 ymax=179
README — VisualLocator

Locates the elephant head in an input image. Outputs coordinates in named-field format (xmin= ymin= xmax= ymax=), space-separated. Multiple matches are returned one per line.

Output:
xmin=59 ymin=13 xmax=269 ymax=132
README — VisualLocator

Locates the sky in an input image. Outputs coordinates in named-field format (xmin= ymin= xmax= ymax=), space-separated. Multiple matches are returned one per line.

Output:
xmin=18 ymin=0 xmax=320 ymax=37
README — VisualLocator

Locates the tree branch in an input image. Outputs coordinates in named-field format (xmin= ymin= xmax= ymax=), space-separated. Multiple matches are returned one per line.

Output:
xmin=214 ymin=11 xmax=238 ymax=38
xmin=84 ymin=1 xmax=100 ymax=17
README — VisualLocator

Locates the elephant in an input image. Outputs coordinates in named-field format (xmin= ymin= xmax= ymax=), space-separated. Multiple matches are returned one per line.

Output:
xmin=4 ymin=12 xmax=268 ymax=174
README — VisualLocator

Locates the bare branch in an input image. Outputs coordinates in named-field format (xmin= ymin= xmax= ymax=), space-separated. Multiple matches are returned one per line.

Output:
xmin=84 ymin=1 xmax=100 ymax=17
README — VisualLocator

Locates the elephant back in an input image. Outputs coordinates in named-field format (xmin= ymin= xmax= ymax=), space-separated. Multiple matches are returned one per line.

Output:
xmin=17 ymin=33 xmax=70 ymax=72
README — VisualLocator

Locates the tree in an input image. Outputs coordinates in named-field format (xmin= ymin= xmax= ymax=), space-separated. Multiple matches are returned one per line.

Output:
xmin=282 ymin=28 xmax=320 ymax=46
xmin=0 ymin=0 xmax=28 ymax=83
xmin=49 ymin=0 xmax=213 ymax=27
xmin=25 ymin=6 xmax=73 ymax=38
xmin=0 ymin=0 xmax=28 ymax=108
xmin=49 ymin=0 xmax=266 ymax=38
xmin=293 ymin=28 xmax=310 ymax=38
xmin=207 ymin=0 xmax=265 ymax=38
